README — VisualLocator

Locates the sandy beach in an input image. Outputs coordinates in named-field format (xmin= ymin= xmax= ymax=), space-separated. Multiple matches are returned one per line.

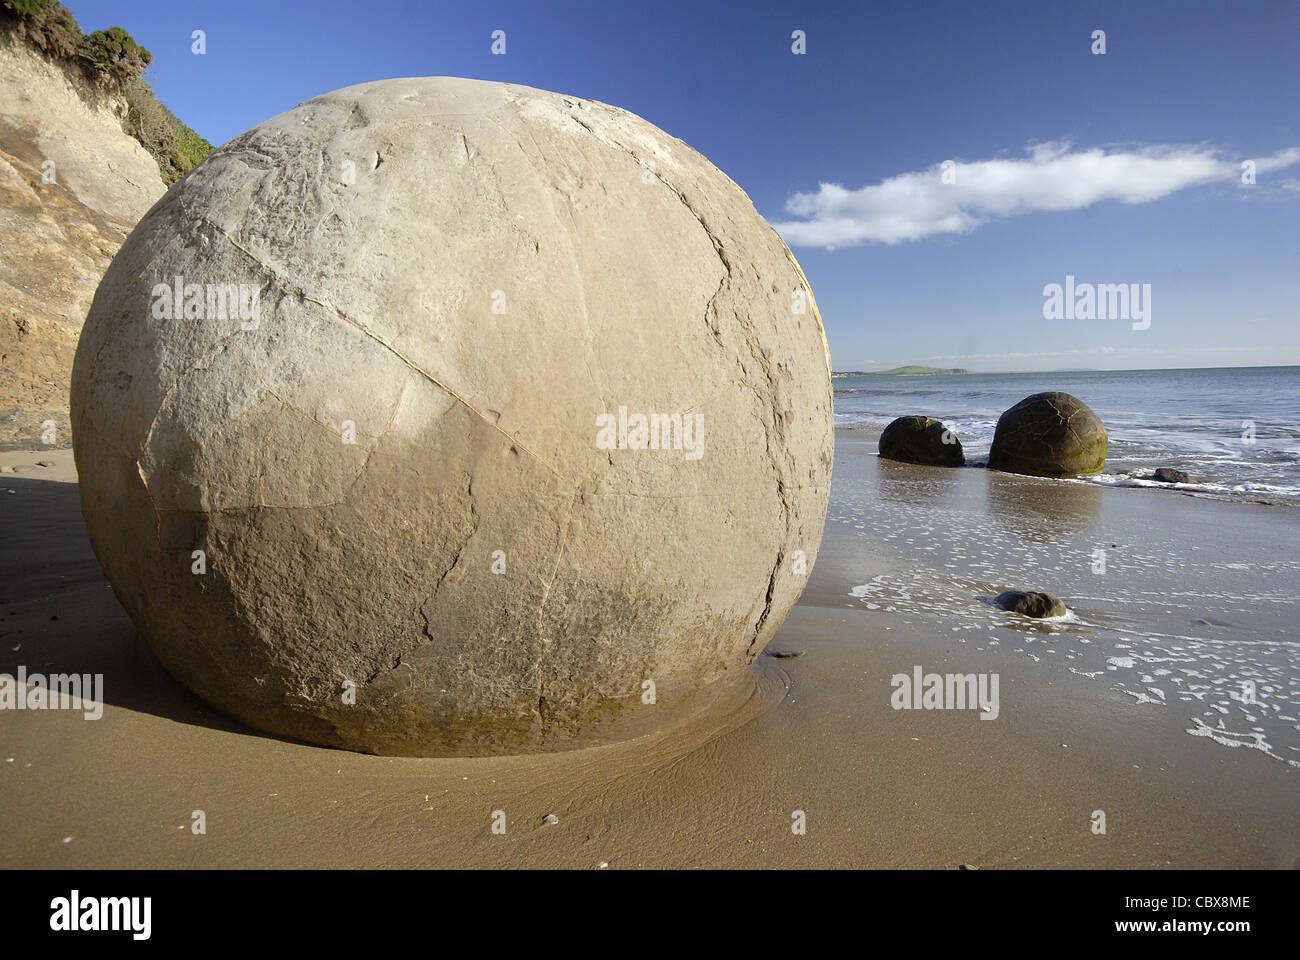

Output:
xmin=2 ymin=435 xmax=1295 ymax=869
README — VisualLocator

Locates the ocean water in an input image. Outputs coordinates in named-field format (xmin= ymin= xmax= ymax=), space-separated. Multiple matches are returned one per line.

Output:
xmin=825 ymin=440 xmax=1300 ymax=770
xmin=833 ymin=366 xmax=1300 ymax=505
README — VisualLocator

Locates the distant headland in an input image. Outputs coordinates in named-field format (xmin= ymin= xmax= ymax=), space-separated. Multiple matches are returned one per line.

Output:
xmin=832 ymin=365 xmax=970 ymax=378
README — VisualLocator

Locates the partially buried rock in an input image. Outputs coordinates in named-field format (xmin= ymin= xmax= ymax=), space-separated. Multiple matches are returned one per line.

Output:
xmin=69 ymin=77 xmax=834 ymax=757
xmin=1152 ymin=468 xmax=1189 ymax=484
xmin=988 ymin=392 xmax=1107 ymax=477
xmin=765 ymin=648 xmax=805 ymax=660
xmin=993 ymin=590 xmax=1067 ymax=619
xmin=878 ymin=416 xmax=964 ymax=467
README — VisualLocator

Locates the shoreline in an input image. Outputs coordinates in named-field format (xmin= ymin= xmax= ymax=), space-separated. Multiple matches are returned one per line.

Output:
xmin=0 ymin=442 xmax=1296 ymax=867
xmin=835 ymin=423 xmax=1300 ymax=509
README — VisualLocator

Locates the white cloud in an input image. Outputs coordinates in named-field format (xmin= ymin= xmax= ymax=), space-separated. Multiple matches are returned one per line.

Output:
xmin=775 ymin=142 xmax=1300 ymax=248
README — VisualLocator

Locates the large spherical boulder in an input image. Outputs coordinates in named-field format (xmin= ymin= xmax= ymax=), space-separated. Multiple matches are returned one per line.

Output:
xmin=70 ymin=78 xmax=833 ymax=756
xmin=988 ymin=392 xmax=1107 ymax=477
xmin=878 ymin=416 xmax=964 ymax=467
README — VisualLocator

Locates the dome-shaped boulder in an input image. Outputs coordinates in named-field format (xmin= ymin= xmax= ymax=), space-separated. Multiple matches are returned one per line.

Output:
xmin=988 ymin=392 xmax=1107 ymax=477
xmin=878 ymin=416 xmax=964 ymax=467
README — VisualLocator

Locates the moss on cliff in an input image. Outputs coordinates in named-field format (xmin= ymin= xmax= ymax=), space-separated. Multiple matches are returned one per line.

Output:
xmin=1 ymin=0 xmax=213 ymax=184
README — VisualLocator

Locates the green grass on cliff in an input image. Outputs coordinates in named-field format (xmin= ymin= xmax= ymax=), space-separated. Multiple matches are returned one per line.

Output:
xmin=2 ymin=0 xmax=214 ymax=184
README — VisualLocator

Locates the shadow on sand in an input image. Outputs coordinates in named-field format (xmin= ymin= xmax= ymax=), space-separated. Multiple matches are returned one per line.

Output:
xmin=0 ymin=475 xmax=312 ymax=748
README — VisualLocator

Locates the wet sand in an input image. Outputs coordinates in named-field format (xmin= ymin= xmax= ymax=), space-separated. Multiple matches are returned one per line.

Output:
xmin=1 ymin=441 xmax=1296 ymax=868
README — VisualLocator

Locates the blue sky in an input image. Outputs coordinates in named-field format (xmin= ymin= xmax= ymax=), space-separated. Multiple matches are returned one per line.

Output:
xmin=73 ymin=0 xmax=1299 ymax=371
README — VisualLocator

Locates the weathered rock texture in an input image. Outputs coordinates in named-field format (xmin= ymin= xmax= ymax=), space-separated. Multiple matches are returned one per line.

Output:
xmin=0 ymin=32 xmax=165 ymax=448
xmin=71 ymin=77 xmax=835 ymax=756
xmin=878 ymin=415 xmax=964 ymax=467
xmin=988 ymin=392 xmax=1107 ymax=477
xmin=993 ymin=590 xmax=1067 ymax=619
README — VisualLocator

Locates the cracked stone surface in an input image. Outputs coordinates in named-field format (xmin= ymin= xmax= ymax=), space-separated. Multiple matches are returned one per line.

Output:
xmin=987 ymin=391 xmax=1107 ymax=478
xmin=70 ymin=77 xmax=834 ymax=756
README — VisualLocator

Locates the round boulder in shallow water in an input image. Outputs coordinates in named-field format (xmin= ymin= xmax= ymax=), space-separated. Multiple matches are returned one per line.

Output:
xmin=988 ymin=392 xmax=1107 ymax=477
xmin=69 ymin=77 xmax=834 ymax=757
xmin=993 ymin=590 xmax=1067 ymax=619
xmin=878 ymin=416 xmax=964 ymax=467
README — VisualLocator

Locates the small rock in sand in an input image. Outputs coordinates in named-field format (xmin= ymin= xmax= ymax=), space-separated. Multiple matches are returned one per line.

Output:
xmin=35 ymin=460 xmax=56 ymax=467
xmin=993 ymin=590 xmax=1067 ymax=619
xmin=0 ymin=466 xmax=13 ymax=473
